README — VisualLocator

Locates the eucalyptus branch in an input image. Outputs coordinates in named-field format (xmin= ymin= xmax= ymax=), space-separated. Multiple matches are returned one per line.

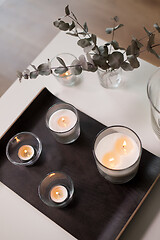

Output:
xmin=18 ymin=5 xmax=160 ymax=81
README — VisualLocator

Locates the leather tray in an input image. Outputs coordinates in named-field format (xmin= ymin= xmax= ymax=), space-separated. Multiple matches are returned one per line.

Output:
xmin=0 ymin=88 xmax=160 ymax=240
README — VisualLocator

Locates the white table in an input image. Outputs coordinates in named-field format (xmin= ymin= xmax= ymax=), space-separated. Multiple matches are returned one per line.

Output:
xmin=0 ymin=32 xmax=160 ymax=240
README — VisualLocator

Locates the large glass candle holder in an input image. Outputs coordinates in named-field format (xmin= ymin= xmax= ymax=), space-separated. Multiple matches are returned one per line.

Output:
xmin=51 ymin=53 xmax=81 ymax=86
xmin=93 ymin=126 xmax=142 ymax=184
xmin=38 ymin=171 xmax=74 ymax=208
xmin=46 ymin=103 xmax=80 ymax=144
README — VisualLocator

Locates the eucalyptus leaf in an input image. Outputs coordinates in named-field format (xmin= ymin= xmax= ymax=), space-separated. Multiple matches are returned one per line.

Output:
xmin=17 ymin=71 xmax=22 ymax=79
xmin=154 ymin=23 xmax=160 ymax=33
xmin=113 ymin=16 xmax=119 ymax=22
xmin=106 ymin=28 xmax=113 ymax=34
xmin=127 ymin=55 xmax=140 ymax=68
xmin=147 ymin=33 xmax=155 ymax=51
xmin=54 ymin=67 xmax=68 ymax=74
xmin=77 ymin=39 xmax=91 ymax=48
xmin=30 ymin=64 xmax=37 ymax=70
xmin=30 ymin=71 xmax=39 ymax=79
xmin=132 ymin=37 xmax=143 ymax=49
xmin=65 ymin=5 xmax=70 ymax=16
xmin=56 ymin=57 xmax=66 ymax=67
xmin=59 ymin=21 xmax=69 ymax=31
xmin=23 ymin=74 xmax=28 ymax=79
xmin=148 ymin=48 xmax=160 ymax=58
xmin=38 ymin=63 xmax=50 ymax=72
xmin=53 ymin=21 xmax=60 ymax=28
xmin=84 ymin=44 xmax=94 ymax=53
xmin=71 ymin=65 xmax=82 ymax=75
xmin=87 ymin=63 xmax=98 ymax=72
xmin=99 ymin=45 xmax=108 ymax=58
xmin=144 ymin=26 xmax=151 ymax=36
xmin=108 ymin=52 xmax=124 ymax=69
xmin=91 ymin=34 xmax=97 ymax=45
xmin=79 ymin=55 xmax=88 ymax=70
xmin=92 ymin=54 xmax=109 ymax=70
xmin=114 ymin=23 xmax=124 ymax=31
xmin=121 ymin=62 xmax=133 ymax=71
xmin=83 ymin=22 xmax=88 ymax=32
xmin=69 ymin=21 xmax=75 ymax=31
xmin=111 ymin=40 xmax=119 ymax=50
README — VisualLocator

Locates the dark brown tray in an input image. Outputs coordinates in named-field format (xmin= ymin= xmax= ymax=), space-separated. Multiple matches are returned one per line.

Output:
xmin=0 ymin=88 xmax=160 ymax=240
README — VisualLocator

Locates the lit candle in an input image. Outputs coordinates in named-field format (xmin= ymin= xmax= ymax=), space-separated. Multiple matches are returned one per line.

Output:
xmin=50 ymin=185 xmax=68 ymax=203
xmin=59 ymin=70 xmax=72 ymax=78
xmin=102 ymin=151 xmax=120 ymax=169
xmin=18 ymin=145 xmax=34 ymax=161
xmin=95 ymin=133 xmax=139 ymax=170
xmin=49 ymin=109 xmax=77 ymax=132
xmin=115 ymin=136 xmax=133 ymax=155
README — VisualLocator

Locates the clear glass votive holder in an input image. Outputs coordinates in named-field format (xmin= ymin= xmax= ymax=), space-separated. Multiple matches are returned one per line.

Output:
xmin=38 ymin=171 xmax=74 ymax=208
xmin=51 ymin=53 xmax=81 ymax=86
xmin=147 ymin=68 xmax=160 ymax=139
xmin=93 ymin=126 xmax=142 ymax=184
xmin=46 ymin=103 xmax=80 ymax=144
xmin=6 ymin=132 xmax=42 ymax=166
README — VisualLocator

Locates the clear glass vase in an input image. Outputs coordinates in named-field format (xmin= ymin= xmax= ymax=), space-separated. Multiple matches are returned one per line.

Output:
xmin=97 ymin=68 xmax=123 ymax=89
xmin=147 ymin=68 xmax=160 ymax=139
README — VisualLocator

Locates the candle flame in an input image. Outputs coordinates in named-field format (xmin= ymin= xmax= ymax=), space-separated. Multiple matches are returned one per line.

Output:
xmin=15 ymin=137 xmax=20 ymax=143
xmin=122 ymin=141 xmax=127 ymax=151
xmin=49 ymin=173 xmax=55 ymax=177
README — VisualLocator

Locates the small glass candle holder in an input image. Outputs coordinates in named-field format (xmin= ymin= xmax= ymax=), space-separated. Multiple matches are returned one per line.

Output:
xmin=51 ymin=53 xmax=81 ymax=86
xmin=46 ymin=103 xmax=80 ymax=144
xmin=93 ymin=126 xmax=142 ymax=184
xmin=38 ymin=171 xmax=74 ymax=208
xmin=6 ymin=132 xmax=42 ymax=166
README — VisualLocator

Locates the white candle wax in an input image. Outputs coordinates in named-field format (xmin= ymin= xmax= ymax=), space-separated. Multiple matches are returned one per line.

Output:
xmin=18 ymin=145 xmax=34 ymax=161
xmin=49 ymin=109 xmax=77 ymax=132
xmin=95 ymin=133 xmax=139 ymax=170
xmin=50 ymin=185 xmax=68 ymax=203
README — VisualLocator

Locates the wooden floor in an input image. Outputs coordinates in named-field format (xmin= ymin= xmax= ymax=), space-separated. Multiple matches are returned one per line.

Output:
xmin=0 ymin=0 xmax=160 ymax=96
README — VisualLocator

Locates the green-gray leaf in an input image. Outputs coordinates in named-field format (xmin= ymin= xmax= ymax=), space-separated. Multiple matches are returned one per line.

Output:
xmin=114 ymin=24 xmax=124 ymax=30
xmin=66 ymin=32 xmax=78 ymax=37
xmin=113 ymin=16 xmax=119 ymax=22
xmin=71 ymin=65 xmax=82 ymax=75
xmin=56 ymin=57 xmax=66 ymax=67
xmin=154 ymin=23 xmax=160 ymax=33
xmin=69 ymin=21 xmax=75 ymax=31
xmin=83 ymin=22 xmax=88 ymax=32
xmin=111 ymin=40 xmax=119 ymax=50
xmin=121 ymin=62 xmax=133 ymax=71
xmin=106 ymin=28 xmax=113 ymax=34
xmin=147 ymin=33 xmax=155 ymax=51
xmin=108 ymin=52 xmax=124 ymax=69
xmin=77 ymin=39 xmax=91 ymax=48
xmin=53 ymin=21 xmax=60 ymax=28
xmin=54 ymin=67 xmax=68 ymax=74
xmin=144 ymin=26 xmax=151 ymax=36
xmin=132 ymin=37 xmax=143 ymax=49
xmin=38 ymin=63 xmax=50 ymax=72
xmin=87 ymin=63 xmax=98 ymax=72
xmin=91 ymin=34 xmax=97 ymax=45
xmin=59 ymin=21 xmax=69 ymax=31
xmin=127 ymin=56 xmax=140 ymax=68
xmin=92 ymin=54 xmax=109 ymax=70
xmin=65 ymin=5 xmax=70 ymax=16
xmin=99 ymin=45 xmax=108 ymax=58
xmin=30 ymin=71 xmax=39 ymax=79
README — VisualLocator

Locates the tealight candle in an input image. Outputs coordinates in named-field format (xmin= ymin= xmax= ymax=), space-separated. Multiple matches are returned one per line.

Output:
xmin=18 ymin=145 xmax=34 ymax=161
xmin=59 ymin=70 xmax=72 ymax=78
xmin=50 ymin=185 xmax=68 ymax=203
xmin=93 ymin=126 xmax=142 ymax=184
xmin=49 ymin=109 xmax=77 ymax=132
xmin=46 ymin=103 xmax=80 ymax=144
